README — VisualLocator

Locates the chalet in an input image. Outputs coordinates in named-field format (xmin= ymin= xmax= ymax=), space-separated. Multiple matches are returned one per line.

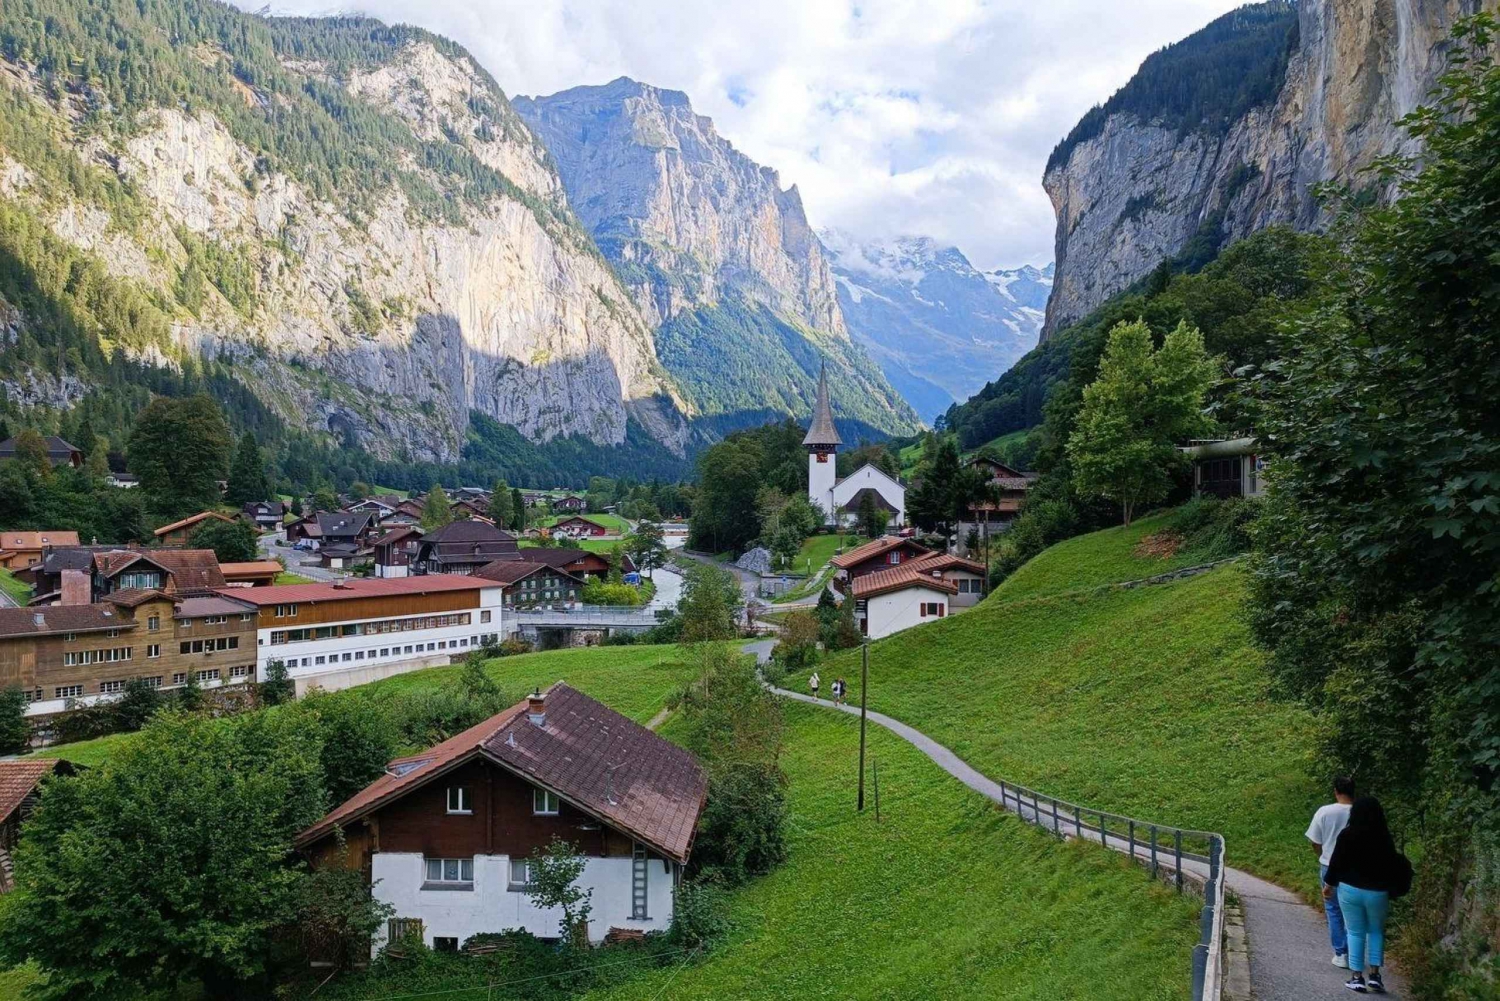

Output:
xmin=372 ymin=526 xmax=423 ymax=579
xmin=415 ymin=522 xmax=519 ymax=576
xmin=105 ymin=472 xmax=139 ymax=489
xmin=507 ymin=547 xmax=632 ymax=582
xmin=285 ymin=515 xmax=323 ymax=547
xmin=1181 ymin=438 xmax=1266 ymax=499
xmin=960 ymin=457 xmax=1036 ymax=533
xmin=552 ymin=495 xmax=587 ymax=513
xmin=153 ymin=511 xmax=235 ymax=548
xmin=449 ymin=487 xmax=491 ymax=504
xmin=387 ymin=500 xmax=426 ymax=526
xmin=242 ymin=501 xmax=287 ymax=531
xmin=349 ymin=496 xmax=400 ymax=522
xmin=552 ymin=515 xmax=611 ymax=538
xmin=830 ymin=536 xmax=935 ymax=584
xmin=318 ymin=511 xmax=377 ymax=550
xmin=226 ymin=575 xmax=503 ymax=695
xmin=0 ymin=592 xmax=258 ymax=717
xmin=906 ymin=553 xmax=987 ymax=606
xmin=850 ymin=565 xmax=959 ymax=640
xmin=0 ymin=532 xmax=81 ymax=572
xmin=0 ymin=759 xmax=76 ymax=888
xmin=521 ymin=492 xmax=547 ymax=508
xmin=452 ymin=498 xmax=490 ymax=521
xmin=0 ymin=436 xmax=82 ymax=469
xmin=28 ymin=548 xmax=226 ymax=605
xmin=296 ymin=684 xmax=706 ymax=950
xmin=474 ymin=560 xmax=585 ymax=609
xmin=219 ymin=561 xmax=284 ymax=588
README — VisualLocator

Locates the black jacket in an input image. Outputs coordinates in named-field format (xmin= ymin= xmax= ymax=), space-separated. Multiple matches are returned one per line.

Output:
xmin=1324 ymin=826 xmax=1412 ymax=897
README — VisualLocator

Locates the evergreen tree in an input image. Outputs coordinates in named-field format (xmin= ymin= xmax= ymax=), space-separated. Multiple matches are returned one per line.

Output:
xmin=489 ymin=480 xmax=512 ymax=528
xmin=510 ymin=487 xmax=525 ymax=531
xmin=0 ymin=687 xmax=30 ymax=755
xmin=908 ymin=433 xmax=963 ymax=542
xmin=226 ymin=431 xmax=269 ymax=507
xmin=258 ymin=660 xmax=294 ymax=707
xmin=420 ymin=484 xmax=453 ymax=529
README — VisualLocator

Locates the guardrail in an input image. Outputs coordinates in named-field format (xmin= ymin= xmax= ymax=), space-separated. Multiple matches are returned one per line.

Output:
xmin=992 ymin=778 xmax=1226 ymax=1001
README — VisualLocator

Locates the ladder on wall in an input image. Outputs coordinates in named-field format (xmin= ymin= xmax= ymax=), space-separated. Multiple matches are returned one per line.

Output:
xmin=630 ymin=843 xmax=649 ymax=920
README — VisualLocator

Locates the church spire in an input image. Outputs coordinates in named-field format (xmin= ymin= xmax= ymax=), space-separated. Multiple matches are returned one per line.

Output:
xmin=802 ymin=362 xmax=842 ymax=448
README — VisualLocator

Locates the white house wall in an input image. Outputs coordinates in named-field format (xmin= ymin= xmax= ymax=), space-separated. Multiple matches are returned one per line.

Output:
xmin=371 ymin=852 xmax=675 ymax=951
xmin=829 ymin=465 xmax=906 ymax=526
xmin=864 ymin=585 xmax=950 ymax=640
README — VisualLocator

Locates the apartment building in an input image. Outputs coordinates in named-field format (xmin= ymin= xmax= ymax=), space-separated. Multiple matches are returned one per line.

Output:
xmin=227 ymin=576 xmax=504 ymax=695
xmin=0 ymin=591 xmax=259 ymax=717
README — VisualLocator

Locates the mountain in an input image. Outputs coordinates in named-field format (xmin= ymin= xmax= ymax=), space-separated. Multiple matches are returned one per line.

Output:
xmin=1042 ymin=0 xmax=1473 ymax=336
xmin=513 ymin=79 xmax=919 ymax=442
xmin=821 ymin=232 xmax=1048 ymax=423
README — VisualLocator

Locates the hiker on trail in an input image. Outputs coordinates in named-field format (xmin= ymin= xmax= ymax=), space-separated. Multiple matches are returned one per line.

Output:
xmin=809 ymin=671 xmax=820 ymax=700
xmin=1323 ymin=797 xmax=1413 ymax=995
xmin=834 ymin=677 xmax=847 ymax=705
xmin=1307 ymin=776 xmax=1356 ymax=969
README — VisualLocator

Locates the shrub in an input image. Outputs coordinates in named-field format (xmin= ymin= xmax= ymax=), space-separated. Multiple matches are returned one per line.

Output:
xmin=990 ymin=498 xmax=1080 ymax=585
xmin=667 ymin=877 xmax=731 ymax=949
xmin=1166 ymin=495 xmax=1257 ymax=561
xmin=0 ymin=687 xmax=30 ymax=755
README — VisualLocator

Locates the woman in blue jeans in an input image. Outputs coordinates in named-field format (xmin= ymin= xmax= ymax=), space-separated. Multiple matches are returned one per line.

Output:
xmin=1323 ymin=797 xmax=1411 ymax=994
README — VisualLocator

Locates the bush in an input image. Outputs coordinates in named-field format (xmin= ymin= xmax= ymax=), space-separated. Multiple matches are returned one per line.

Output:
xmin=990 ymin=498 xmax=1080 ymax=585
xmin=771 ymin=611 xmax=819 ymax=677
xmin=582 ymin=579 xmax=643 ymax=606
xmin=1166 ymin=495 xmax=1257 ymax=561
xmin=667 ymin=877 xmax=731 ymax=949
xmin=0 ymin=687 xmax=31 ymax=754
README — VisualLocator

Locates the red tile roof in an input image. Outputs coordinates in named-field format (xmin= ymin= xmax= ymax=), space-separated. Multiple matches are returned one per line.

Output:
xmin=830 ymin=536 xmax=931 ymax=570
xmin=852 ymin=564 xmax=960 ymax=600
xmin=907 ymin=553 xmax=987 ymax=575
xmin=95 ymin=549 xmax=227 ymax=592
xmin=1 ymin=531 xmax=80 ymax=551
xmin=153 ymin=511 xmax=234 ymax=537
xmin=0 ymin=759 xmax=65 ymax=820
xmin=298 ymin=684 xmax=707 ymax=863
xmin=220 ymin=574 xmax=495 ymax=606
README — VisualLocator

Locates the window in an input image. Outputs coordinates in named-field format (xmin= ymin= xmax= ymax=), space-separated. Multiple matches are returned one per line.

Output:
xmin=342 ymin=652 xmax=352 ymax=662
xmin=887 ymin=551 xmax=902 ymax=565
xmin=508 ymin=858 xmax=534 ymax=888
xmin=138 ymin=676 xmax=162 ymax=689
xmin=438 ymin=641 xmax=447 ymax=650
xmin=196 ymin=669 xmax=220 ymax=682
xmin=63 ymin=632 xmax=76 ymax=642
xmin=918 ymin=602 xmax=946 ymax=618
xmin=55 ymin=685 xmax=83 ymax=699
xmin=480 ymin=610 xmax=492 ymax=624
xmin=433 ymin=937 xmax=459 ymax=953
xmin=147 ymin=615 xmax=160 ymax=631
xmin=315 ymin=655 xmax=326 ymax=665
xmin=446 ymin=787 xmax=471 ymax=814
xmin=230 ymin=665 xmax=252 ymax=679
xmin=118 ymin=571 xmax=161 ymax=590
xmin=99 ymin=680 xmax=126 ymax=695
xmin=241 ymin=613 xmax=254 ymax=622
xmin=273 ymin=604 xmax=298 ymax=618
xmin=533 ymin=789 xmax=560 ymax=816
xmin=423 ymin=858 xmax=474 ymax=885
xmin=147 ymin=644 xmax=160 ymax=658
xmin=354 ymin=650 xmax=365 ymax=660
xmin=178 ymin=619 xmax=190 ymax=630
xmin=172 ymin=673 xmax=187 ymax=685
xmin=107 ymin=628 xmax=120 ymax=638
xmin=381 ymin=648 xmax=390 ymax=657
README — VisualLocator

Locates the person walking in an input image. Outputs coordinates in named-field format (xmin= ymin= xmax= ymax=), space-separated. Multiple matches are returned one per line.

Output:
xmin=1323 ymin=797 xmax=1413 ymax=994
xmin=1307 ymin=776 xmax=1357 ymax=968
xmin=808 ymin=671 xmax=820 ymax=700
xmin=833 ymin=677 xmax=847 ymax=705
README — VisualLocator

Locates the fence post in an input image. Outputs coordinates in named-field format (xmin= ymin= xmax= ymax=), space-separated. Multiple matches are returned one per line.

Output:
xmin=1074 ymin=804 xmax=1082 ymax=838
xmin=1099 ymin=811 xmax=1108 ymax=848
xmin=1033 ymin=789 xmax=1041 ymax=827
xmin=1174 ymin=829 xmax=1184 ymax=893
xmin=1128 ymin=819 xmax=1135 ymax=860
xmin=1150 ymin=825 xmax=1159 ymax=880
xmin=1052 ymin=797 xmax=1061 ymax=835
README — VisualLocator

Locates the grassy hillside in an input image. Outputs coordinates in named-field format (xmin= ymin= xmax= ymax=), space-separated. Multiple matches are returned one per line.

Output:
xmin=807 ymin=515 xmax=1320 ymax=893
xmin=996 ymin=510 xmax=1215 ymax=600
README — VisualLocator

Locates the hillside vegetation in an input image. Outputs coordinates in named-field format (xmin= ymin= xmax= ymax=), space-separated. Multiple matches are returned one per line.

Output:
xmin=809 ymin=511 xmax=1320 ymax=892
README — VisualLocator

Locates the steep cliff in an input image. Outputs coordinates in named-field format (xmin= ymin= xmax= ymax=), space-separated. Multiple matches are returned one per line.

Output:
xmin=822 ymin=231 xmax=1047 ymax=423
xmin=514 ymin=79 xmax=918 ymax=439
xmin=0 ymin=1 xmax=686 ymax=462
xmin=1043 ymin=0 xmax=1477 ymax=336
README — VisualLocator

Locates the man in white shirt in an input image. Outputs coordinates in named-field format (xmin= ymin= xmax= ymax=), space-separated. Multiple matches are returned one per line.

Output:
xmin=1306 ymin=776 xmax=1356 ymax=967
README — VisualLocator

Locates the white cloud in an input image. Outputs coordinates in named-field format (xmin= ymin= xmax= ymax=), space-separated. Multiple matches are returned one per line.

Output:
xmin=242 ymin=0 xmax=1246 ymax=270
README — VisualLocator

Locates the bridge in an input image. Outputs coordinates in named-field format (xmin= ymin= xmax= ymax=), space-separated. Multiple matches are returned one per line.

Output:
xmin=504 ymin=604 xmax=663 ymax=649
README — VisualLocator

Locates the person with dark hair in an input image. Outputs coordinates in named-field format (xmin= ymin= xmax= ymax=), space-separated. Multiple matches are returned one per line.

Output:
xmin=1306 ymin=776 xmax=1356 ymax=967
xmin=1323 ymin=797 xmax=1413 ymax=994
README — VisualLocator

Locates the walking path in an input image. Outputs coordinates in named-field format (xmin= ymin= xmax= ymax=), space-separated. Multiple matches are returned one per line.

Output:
xmin=742 ymin=639 xmax=1406 ymax=1000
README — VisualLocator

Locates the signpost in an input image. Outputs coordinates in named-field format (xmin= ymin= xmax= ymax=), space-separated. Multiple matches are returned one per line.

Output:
xmin=857 ymin=641 xmax=869 ymax=812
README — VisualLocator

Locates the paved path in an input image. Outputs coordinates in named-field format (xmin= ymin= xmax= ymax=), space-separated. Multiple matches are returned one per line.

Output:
xmin=257 ymin=530 xmax=339 ymax=582
xmin=742 ymin=639 xmax=1405 ymax=1000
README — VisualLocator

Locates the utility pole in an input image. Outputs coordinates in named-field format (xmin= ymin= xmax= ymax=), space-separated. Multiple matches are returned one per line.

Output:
xmin=857 ymin=641 xmax=869 ymax=811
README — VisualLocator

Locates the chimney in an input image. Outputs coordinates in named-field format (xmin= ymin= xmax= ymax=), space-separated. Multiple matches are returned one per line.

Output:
xmin=32 ymin=612 xmax=44 ymax=627
xmin=527 ymin=688 xmax=547 ymax=728
xmin=60 ymin=568 xmax=90 ymax=606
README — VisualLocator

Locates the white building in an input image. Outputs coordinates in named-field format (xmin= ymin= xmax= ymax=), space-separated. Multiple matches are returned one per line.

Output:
xmin=227 ymin=576 xmax=504 ymax=695
xmin=803 ymin=364 xmax=906 ymax=527
xmin=296 ymin=684 xmax=707 ymax=951
xmin=851 ymin=564 xmax=959 ymax=640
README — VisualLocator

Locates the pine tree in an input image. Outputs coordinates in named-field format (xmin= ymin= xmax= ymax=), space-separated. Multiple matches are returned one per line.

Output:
xmin=489 ymin=480 xmax=511 ymax=528
xmin=510 ymin=487 xmax=525 ymax=531
xmin=420 ymin=484 xmax=453 ymax=529
xmin=226 ymin=431 xmax=269 ymax=507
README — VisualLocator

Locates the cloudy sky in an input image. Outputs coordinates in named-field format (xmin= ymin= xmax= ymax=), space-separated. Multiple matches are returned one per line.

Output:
xmin=249 ymin=0 xmax=1244 ymax=270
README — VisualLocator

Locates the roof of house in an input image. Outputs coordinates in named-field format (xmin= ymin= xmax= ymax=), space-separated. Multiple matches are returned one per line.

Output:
xmin=0 ymin=759 xmax=67 ymax=820
xmin=801 ymin=363 xmax=842 ymax=448
xmin=97 ymin=549 xmax=226 ymax=592
xmin=554 ymin=514 xmax=610 ymax=528
xmin=372 ymin=526 xmax=423 ymax=547
xmin=908 ymin=553 xmax=987 ymax=575
xmin=220 ymin=574 xmax=495 ymax=606
xmin=851 ymin=564 xmax=960 ymax=599
xmin=39 ymin=547 xmax=100 ymax=573
xmin=296 ymin=684 xmax=707 ymax=862
xmin=317 ymin=511 xmax=375 ymax=538
xmin=474 ymin=559 xmax=585 ymax=586
xmin=153 ymin=511 xmax=235 ymax=537
xmin=511 ymin=547 xmax=618 ymax=570
xmin=420 ymin=521 xmax=516 ymax=545
xmin=0 ymin=604 xmax=134 ymax=638
xmin=219 ymin=561 xmax=284 ymax=577
xmin=102 ymin=588 xmax=170 ymax=609
xmin=0 ymin=436 xmax=79 ymax=459
xmin=176 ymin=594 xmax=258 ymax=617
xmin=838 ymin=487 xmax=899 ymax=514
xmin=395 ymin=500 xmax=426 ymax=517
xmin=830 ymin=536 xmax=931 ymax=570
xmin=0 ymin=531 xmax=81 ymax=552
xmin=243 ymin=501 xmax=286 ymax=516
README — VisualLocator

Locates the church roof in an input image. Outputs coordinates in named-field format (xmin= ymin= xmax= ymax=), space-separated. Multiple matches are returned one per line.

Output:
xmin=802 ymin=363 xmax=842 ymax=448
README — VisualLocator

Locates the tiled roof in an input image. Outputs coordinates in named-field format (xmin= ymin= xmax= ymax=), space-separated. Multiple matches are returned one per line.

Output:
xmin=102 ymin=588 xmax=168 ymax=609
xmin=801 ymin=363 xmax=842 ymax=447
xmin=176 ymin=594 xmax=258 ymax=617
xmin=40 ymin=547 xmax=98 ymax=573
xmin=0 ymin=436 xmax=78 ymax=459
xmin=316 ymin=511 xmax=374 ymax=538
xmin=0 ymin=759 xmax=64 ymax=820
xmin=421 ymin=521 xmax=515 ymax=545
xmin=219 ymin=561 xmax=284 ymax=576
xmin=0 ymin=604 xmax=134 ymax=638
xmin=907 ymin=553 xmax=987 ymax=575
xmin=98 ymin=549 xmax=226 ymax=592
xmin=372 ymin=527 xmax=422 ymax=547
xmin=220 ymin=574 xmax=495 ymax=606
xmin=474 ymin=560 xmax=584 ymax=586
xmin=0 ymin=531 xmax=80 ymax=551
xmin=297 ymin=685 xmax=707 ymax=863
xmin=153 ymin=511 xmax=234 ymax=537
xmin=830 ymin=536 xmax=931 ymax=569
xmin=852 ymin=564 xmax=960 ymax=600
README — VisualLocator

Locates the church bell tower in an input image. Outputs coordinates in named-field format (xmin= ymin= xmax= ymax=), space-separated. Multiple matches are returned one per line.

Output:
xmin=803 ymin=363 xmax=842 ymax=525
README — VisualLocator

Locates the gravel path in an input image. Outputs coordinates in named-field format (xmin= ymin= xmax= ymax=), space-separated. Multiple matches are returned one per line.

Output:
xmin=742 ymin=638 xmax=1406 ymax=999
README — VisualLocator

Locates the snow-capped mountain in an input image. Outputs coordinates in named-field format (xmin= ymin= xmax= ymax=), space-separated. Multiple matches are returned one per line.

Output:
xmin=822 ymin=231 xmax=1051 ymax=423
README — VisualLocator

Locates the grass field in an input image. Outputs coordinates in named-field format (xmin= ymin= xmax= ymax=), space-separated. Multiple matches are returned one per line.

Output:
xmin=0 ymin=569 xmax=29 ymax=606
xmin=274 ymin=572 xmax=316 ymax=586
xmin=799 ymin=517 xmax=1320 ymax=895
xmin=996 ymin=510 xmax=1215 ymax=601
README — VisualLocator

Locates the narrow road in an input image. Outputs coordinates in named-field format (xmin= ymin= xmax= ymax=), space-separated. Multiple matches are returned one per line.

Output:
xmin=257 ymin=530 xmax=339 ymax=582
xmin=743 ymin=639 xmax=1406 ymax=1000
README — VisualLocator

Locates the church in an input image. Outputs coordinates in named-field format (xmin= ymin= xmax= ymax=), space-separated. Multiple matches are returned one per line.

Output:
xmin=803 ymin=365 xmax=907 ymax=527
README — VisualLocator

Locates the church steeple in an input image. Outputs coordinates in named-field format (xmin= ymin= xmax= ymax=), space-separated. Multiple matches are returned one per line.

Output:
xmin=802 ymin=362 xmax=842 ymax=449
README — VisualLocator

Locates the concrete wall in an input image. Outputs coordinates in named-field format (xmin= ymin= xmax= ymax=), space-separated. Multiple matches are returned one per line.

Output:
xmin=371 ymin=851 xmax=675 ymax=951
xmin=864 ymin=585 xmax=950 ymax=640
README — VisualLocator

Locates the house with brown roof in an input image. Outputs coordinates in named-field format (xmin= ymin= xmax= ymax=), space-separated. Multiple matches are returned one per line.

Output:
xmin=502 ymin=547 xmax=633 ymax=582
xmin=415 ymin=522 xmax=519 ymax=576
xmin=0 ymin=436 xmax=81 ymax=468
xmin=0 ymin=532 xmax=81 ymax=571
xmin=372 ymin=526 xmax=423 ymax=579
xmin=552 ymin=495 xmax=587 ymax=513
xmin=906 ymin=552 xmax=988 ymax=607
xmin=297 ymin=683 xmax=706 ymax=951
xmin=962 ymin=456 xmax=1037 ymax=530
xmin=850 ymin=564 xmax=959 ymax=640
xmin=551 ymin=515 xmax=612 ymax=538
xmin=473 ymin=560 xmax=585 ymax=608
xmin=219 ymin=561 xmax=284 ymax=588
xmin=0 ymin=758 xmax=75 ymax=889
xmin=94 ymin=549 xmax=226 ymax=599
xmin=153 ymin=511 xmax=235 ymax=547
xmin=830 ymin=536 xmax=935 ymax=583
xmin=242 ymin=501 xmax=287 ymax=531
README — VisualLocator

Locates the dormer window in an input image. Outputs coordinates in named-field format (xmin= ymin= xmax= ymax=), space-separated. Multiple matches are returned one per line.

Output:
xmin=887 ymin=552 xmax=901 ymax=565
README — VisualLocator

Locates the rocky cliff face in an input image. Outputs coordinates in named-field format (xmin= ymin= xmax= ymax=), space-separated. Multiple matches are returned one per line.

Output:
xmin=513 ymin=80 xmax=917 ymax=438
xmin=0 ymin=22 xmax=686 ymax=462
xmin=822 ymin=231 xmax=1047 ymax=423
xmin=1043 ymin=0 xmax=1477 ymax=336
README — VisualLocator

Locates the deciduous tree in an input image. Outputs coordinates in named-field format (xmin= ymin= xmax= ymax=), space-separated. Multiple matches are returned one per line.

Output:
xmin=420 ymin=484 xmax=453 ymax=529
xmin=128 ymin=395 xmax=233 ymax=518
xmin=189 ymin=517 xmax=259 ymax=563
